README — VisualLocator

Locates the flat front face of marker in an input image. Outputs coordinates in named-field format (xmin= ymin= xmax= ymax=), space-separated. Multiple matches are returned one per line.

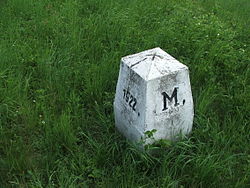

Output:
xmin=145 ymin=69 xmax=194 ymax=143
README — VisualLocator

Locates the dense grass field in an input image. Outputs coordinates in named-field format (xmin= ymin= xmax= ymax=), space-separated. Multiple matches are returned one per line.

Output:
xmin=0 ymin=0 xmax=249 ymax=187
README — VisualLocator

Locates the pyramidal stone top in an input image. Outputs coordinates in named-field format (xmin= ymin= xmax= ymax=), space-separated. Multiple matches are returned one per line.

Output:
xmin=121 ymin=47 xmax=188 ymax=81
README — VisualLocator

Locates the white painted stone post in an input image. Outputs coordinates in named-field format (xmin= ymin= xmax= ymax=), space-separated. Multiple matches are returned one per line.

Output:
xmin=114 ymin=47 xmax=194 ymax=146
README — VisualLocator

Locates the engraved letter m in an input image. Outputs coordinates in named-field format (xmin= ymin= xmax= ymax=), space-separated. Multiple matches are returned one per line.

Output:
xmin=162 ymin=87 xmax=179 ymax=111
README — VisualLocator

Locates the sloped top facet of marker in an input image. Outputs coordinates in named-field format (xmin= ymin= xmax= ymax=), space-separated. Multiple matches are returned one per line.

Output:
xmin=121 ymin=47 xmax=188 ymax=81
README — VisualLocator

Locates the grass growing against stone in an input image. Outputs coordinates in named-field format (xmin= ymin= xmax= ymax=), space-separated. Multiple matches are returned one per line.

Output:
xmin=0 ymin=0 xmax=249 ymax=187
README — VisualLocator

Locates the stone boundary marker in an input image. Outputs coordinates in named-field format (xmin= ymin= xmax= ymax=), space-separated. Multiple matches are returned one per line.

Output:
xmin=114 ymin=47 xmax=194 ymax=146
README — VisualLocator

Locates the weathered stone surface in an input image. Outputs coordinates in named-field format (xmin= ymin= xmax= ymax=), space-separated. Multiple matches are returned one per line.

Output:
xmin=114 ymin=47 xmax=194 ymax=145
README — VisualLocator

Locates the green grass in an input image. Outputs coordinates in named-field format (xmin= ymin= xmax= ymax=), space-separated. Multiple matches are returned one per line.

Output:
xmin=0 ymin=0 xmax=249 ymax=187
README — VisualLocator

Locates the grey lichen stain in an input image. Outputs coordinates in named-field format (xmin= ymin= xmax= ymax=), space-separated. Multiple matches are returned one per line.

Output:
xmin=154 ymin=110 xmax=182 ymax=139
xmin=128 ymin=69 xmax=140 ymax=85
xmin=120 ymin=104 xmax=133 ymax=126
xmin=158 ymin=73 xmax=178 ymax=94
